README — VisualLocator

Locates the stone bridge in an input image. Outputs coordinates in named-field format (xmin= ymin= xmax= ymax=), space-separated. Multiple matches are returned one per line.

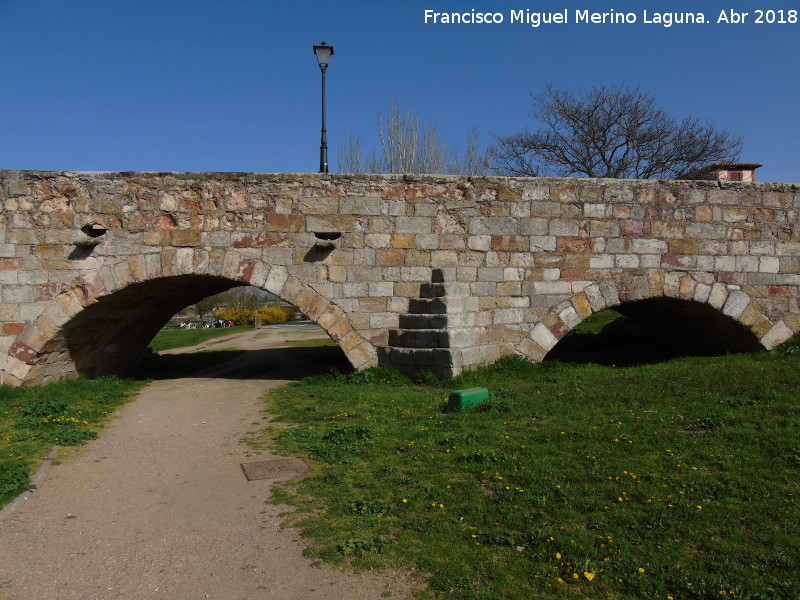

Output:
xmin=1 ymin=170 xmax=798 ymax=386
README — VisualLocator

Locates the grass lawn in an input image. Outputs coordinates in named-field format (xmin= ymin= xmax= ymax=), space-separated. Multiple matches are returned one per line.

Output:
xmin=265 ymin=343 xmax=800 ymax=600
xmin=0 ymin=325 xmax=251 ymax=506
xmin=148 ymin=325 xmax=250 ymax=351
xmin=0 ymin=376 xmax=146 ymax=506
xmin=0 ymin=323 xmax=335 ymax=506
xmin=3 ymin=319 xmax=798 ymax=599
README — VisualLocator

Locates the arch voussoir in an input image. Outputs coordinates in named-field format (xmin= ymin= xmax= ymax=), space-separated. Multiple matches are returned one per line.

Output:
xmin=556 ymin=301 xmax=581 ymax=331
xmin=264 ymin=266 xmax=289 ymax=296
xmin=570 ymin=290 xmax=594 ymax=321
xmin=645 ymin=270 xmax=666 ymax=298
xmin=347 ymin=341 xmax=378 ymax=370
xmin=112 ymin=253 xmax=153 ymax=288
xmin=707 ymin=282 xmax=730 ymax=310
xmin=220 ymin=249 xmax=260 ymax=284
xmin=737 ymin=299 xmax=768 ymax=332
xmin=80 ymin=270 xmax=112 ymax=302
xmin=317 ymin=304 xmax=346 ymax=330
xmin=247 ymin=261 xmax=270 ymax=289
xmin=598 ymin=279 xmax=621 ymax=308
xmin=530 ymin=322 xmax=559 ymax=353
xmin=616 ymin=273 xmax=651 ymax=303
xmin=55 ymin=287 xmax=87 ymax=318
xmin=582 ymin=283 xmax=607 ymax=313
xmin=7 ymin=323 xmax=49 ymax=380
xmin=662 ymin=271 xmax=683 ymax=299
xmin=760 ymin=321 xmax=794 ymax=349
xmin=722 ymin=290 xmax=753 ymax=320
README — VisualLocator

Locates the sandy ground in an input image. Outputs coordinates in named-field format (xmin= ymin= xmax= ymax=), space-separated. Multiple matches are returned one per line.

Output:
xmin=0 ymin=326 xmax=418 ymax=600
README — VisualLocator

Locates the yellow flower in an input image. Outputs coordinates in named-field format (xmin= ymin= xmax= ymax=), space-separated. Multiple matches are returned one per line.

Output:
xmin=555 ymin=553 xmax=562 ymax=559
xmin=572 ymin=573 xmax=579 ymax=579
xmin=638 ymin=568 xmax=646 ymax=573
xmin=402 ymin=498 xmax=408 ymax=503
xmin=584 ymin=572 xmax=595 ymax=581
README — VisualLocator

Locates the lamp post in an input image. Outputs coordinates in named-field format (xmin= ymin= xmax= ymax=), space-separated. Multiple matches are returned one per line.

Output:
xmin=313 ymin=41 xmax=334 ymax=173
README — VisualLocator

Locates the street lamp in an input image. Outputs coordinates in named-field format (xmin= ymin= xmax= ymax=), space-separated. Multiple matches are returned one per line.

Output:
xmin=313 ymin=41 xmax=334 ymax=173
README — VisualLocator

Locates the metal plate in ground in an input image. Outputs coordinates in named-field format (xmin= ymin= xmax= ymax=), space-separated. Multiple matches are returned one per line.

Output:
xmin=240 ymin=458 xmax=310 ymax=481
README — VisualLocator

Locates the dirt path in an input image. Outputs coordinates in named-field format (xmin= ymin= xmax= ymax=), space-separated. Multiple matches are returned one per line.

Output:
xmin=0 ymin=327 xmax=416 ymax=600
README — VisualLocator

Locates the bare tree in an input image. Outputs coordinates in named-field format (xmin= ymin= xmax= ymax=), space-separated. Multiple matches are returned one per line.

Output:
xmin=374 ymin=101 xmax=445 ymax=173
xmin=337 ymin=134 xmax=364 ymax=174
xmin=338 ymin=101 xmax=493 ymax=176
xmin=494 ymin=84 xmax=743 ymax=179
xmin=447 ymin=125 xmax=494 ymax=176
xmin=226 ymin=286 xmax=266 ymax=311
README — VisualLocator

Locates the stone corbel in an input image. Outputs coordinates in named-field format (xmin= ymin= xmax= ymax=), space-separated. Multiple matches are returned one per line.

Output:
xmin=70 ymin=223 xmax=108 ymax=259
xmin=74 ymin=223 xmax=108 ymax=247
xmin=304 ymin=232 xmax=341 ymax=262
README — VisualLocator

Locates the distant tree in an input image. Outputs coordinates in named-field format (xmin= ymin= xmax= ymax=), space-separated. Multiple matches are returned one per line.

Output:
xmin=338 ymin=100 xmax=493 ymax=176
xmin=193 ymin=293 xmax=226 ymax=322
xmin=447 ymin=125 xmax=494 ymax=177
xmin=339 ymin=135 xmax=365 ymax=174
xmin=494 ymin=83 xmax=743 ymax=179
xmin=225 ymin=286 xmax=264 ymax=312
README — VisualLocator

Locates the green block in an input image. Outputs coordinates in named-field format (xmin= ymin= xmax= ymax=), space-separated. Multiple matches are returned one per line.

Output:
xmin=446 ymin=387 xmax=489 ymax=412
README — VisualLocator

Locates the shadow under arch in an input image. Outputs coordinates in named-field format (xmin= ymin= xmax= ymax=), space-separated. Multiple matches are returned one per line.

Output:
xmin=7 ymin=242 xmax=379 ymax=385
xmin=24 ymin=271 xmax=365 ymax=382
xmin=62 ymin=274 xmax=242 ymax=377
xmin=545 ymin=297 xmax=764 ymax=366
xmin=521 ymin=271 xmax=794 ymax=367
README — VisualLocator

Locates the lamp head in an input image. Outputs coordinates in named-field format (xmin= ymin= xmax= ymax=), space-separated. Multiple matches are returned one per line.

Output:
xmin=313 ymin=42 xmax=334 ymax=68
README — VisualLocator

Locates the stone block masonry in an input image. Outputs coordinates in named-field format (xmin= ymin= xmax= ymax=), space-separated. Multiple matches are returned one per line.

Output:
xmin=0 ymin=170 xmax=798 ymax=385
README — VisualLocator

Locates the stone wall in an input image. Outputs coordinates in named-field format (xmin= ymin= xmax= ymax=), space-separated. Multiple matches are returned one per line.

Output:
xmin=1 ymin=170 xmax=798 ymax=385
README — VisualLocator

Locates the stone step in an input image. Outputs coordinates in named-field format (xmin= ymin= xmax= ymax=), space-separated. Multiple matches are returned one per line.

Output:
xmin=398 ymin=314 xmax=448 ymax=330
xmin=407 ymin=298 xmax=444 ymax=315
xmin=388 ymin=329 xmax=449 ymax=349
xmin=419 ymin=283 xmax=446 ymax=298
xmin=377 ymin=347 xmax=454 ymax=370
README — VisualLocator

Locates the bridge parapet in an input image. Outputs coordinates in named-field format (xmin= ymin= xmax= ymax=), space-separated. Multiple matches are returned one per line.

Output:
xmin=1 ymin=170 xmax=798 ymax=385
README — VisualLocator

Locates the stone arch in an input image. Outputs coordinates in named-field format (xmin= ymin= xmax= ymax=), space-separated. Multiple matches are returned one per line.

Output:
xmin=521 ymin=270 xmax=794 ymax=364
xmin=4 ymin=248 xmax=375 ymax=386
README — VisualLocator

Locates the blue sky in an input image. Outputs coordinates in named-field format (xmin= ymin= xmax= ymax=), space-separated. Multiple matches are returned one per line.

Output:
xmin=1 ymin=0 xmax=797 ymax=182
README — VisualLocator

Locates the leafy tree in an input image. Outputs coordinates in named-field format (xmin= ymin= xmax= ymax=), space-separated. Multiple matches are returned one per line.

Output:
xmin=338 ymin=101 xmax=493 ymax=176
xmin=193 ymin=292 xmax=226 ymax=322
xmin=494 ymin=83 xmax=743 ymax=179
